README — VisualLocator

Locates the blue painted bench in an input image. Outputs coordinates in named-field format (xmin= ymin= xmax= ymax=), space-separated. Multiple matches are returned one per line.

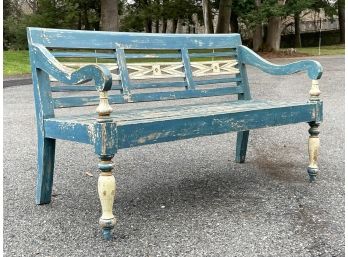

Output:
xmin=27 ymin=27 xmax=323 ymax=240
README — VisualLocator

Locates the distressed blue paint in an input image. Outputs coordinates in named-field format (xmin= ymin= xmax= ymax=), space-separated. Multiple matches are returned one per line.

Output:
xmin=53 ymin=51 xmax=116 ymax=59
xmin=53 ymin=94 xmax=125 ymax=108
xmin=238 ymin=46 xmax=323 ymax=80
xmin=129 ymin=87 xmax=243 ymax=103
xmin=28 ymin=27 xmax=242 ymax=49
xmin=30 ymin=43 xmax=113 ymax=92
xmin=27 ymin=28 xmax=324 ymax=240
xmin=94 ymin=123 xmax=118 ymax=156
xmin=51 ymin=77 xmax=242 ymax=93
xmin=115 ymin=47 xmax=131 ymax=97
xmin=235 ymin=131 xmax=249 ymax=163
xmin=181 ymin=48 xmax=195 ymax=90
xmin=116 ymin=102 xmax=321 ymax=149
xmin=52 ymin=51 xmax=237 ymax=61
xmin=44 ymin=120 xmax=92 ymax=144
xmin=29 ymin=66 xmax=56 ymax=204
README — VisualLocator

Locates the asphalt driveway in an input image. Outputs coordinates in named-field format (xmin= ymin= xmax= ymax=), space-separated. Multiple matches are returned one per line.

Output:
xmin=3 ymin=56 xmax=344 ymax=257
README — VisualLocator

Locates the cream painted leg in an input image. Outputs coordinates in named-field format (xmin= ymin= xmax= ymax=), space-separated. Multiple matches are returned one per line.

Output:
xmin=98 ymin=155 xmax=116 ymax=240
xmin=307 ymin=122 xmax=320 ymax=182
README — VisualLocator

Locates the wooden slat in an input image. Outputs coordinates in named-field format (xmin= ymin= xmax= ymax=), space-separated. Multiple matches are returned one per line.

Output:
xmin=53 ymin=52 xmax=116 ymax=58
xmin=53 ymin=94 xmax=125 ymax=108
xmin=51 ymin=84 xmax=122 ymax=92
xmin=125 ymin=51 xmax=236 ymax=59
xmin=51 ymin=77 xmax=242 ymax=92
xmin=181 ymin=48 xmax=195 ymax=89
xmin=129 ymin=87 xmax=243 ymax=102
xmin=53 ymin=86 xmax=243 ymax=108
xmin=28 ymin=28 xmax=242 ymax=49
xmin=52 ymin=51 xmax=237 ymax=60
xmin=117 ymin=102 xmax=319 ymax=148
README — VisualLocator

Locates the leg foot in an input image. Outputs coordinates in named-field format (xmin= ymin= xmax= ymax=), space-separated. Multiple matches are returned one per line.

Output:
xmin=307 ymin=122 xmax=320 ymax=182
xmin=36 ymin=137 xmax=56 ymax=204
xmin=98 ymin=155 xmax=116 ymax=240
xmin=101 ymin=227 xmax=113 ymax=240
xmin=307 ymin=167 xmax=318 ymax=182
xmin=235 ymin=131 xmax=249 ymax=163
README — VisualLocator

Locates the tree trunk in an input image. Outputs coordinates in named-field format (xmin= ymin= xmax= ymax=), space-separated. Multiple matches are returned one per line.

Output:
xmin=215 ymin=0 xmax=232 ymax=33
xmin=294 ymin=12 xmax=301 ymax=48
xmin=229 ymin=9 xmax=238 ymax=33
xmin=144 ymin=18 xmax=152 ymax=33
xmin=202 ymin=0 xmax=214 ymax=33
xmin=252 ymin=0 xmax=263 ymax=51
xmin=100 ymin=0 xmax=119 ymax=31
xmin=253 ymin=25 xmax=263 ymax=51
xmin=338 ymin=0 xmax=345 ymax=43
xmin=265 ymin=16 xmax=282 ymax=52
xmin=172 ymin=19 xmax=178 ymax=33
xmin=155 ymin=19 xmax=160 ymax=33
xmin=162 ymin=18 xmax=167 ymax=33
xmin=78 ymin=10 xmax=82 ymax=30
xmin=83 ymin=5 xmax=90 ymax=30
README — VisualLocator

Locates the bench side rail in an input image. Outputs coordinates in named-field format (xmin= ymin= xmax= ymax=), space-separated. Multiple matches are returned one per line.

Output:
xmin=238 ymin=45 xmax=323 ymax=80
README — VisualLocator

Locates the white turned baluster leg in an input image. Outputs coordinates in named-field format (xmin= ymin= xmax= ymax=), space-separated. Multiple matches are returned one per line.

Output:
xmin=98 ymin=156 xmax=116 ymax=240
xmin=308 ymin=122 xmax=320 ymax=182
xmin=307 ymin=80 xmax=321 ymax=182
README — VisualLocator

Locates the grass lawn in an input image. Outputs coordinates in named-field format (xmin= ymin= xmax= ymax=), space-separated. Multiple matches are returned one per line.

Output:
xmin=4 ymin=44 xmax=345 ymax=76
xmin=4 ymin=50 xmax=31 ymax=76
xmin=296 ymin=44 xmax=345 ymax=56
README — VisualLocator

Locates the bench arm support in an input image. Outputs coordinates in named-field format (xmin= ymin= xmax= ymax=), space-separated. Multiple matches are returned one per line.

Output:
xmin=238 ymin=45 xmax=323 ymax=80
xmin=30 ymin=43 xmax=113 ymax=120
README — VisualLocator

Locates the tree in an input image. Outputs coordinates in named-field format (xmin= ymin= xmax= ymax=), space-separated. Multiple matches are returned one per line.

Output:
xmin=202 ymin=0 xmax=214 ymax=33
xmin=337 ymin=0 xmax=344 ymax=43
xmin=252 ymin=0 xmax=263 ymax=51
xmin=100 ymin=0 xmax=119 ymax=31
xmin=215 ymin=0 xmax=232 ymax=33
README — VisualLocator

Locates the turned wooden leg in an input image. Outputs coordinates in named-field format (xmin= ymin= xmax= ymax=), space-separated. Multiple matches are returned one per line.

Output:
xmin=98 ymin=155 xmax=116 ymax=240
xmin=307 ymin=122 xmax=320 ymax=182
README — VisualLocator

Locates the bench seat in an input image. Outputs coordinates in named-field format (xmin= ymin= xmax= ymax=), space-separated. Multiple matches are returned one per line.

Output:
xmin=45 ymin=99 xmax=322 ymax=149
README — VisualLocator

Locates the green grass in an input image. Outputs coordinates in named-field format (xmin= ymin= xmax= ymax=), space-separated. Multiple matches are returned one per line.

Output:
xmin=296 ymin=44 xmax=345 ymax=56
xmin=4 ymin=50 xmax=31 ymax=76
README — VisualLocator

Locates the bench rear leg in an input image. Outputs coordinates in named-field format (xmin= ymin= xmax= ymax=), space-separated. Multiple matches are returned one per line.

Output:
xmin=235 ymin=130 xmax=249 ymax=163
xmin=307 ymin=122 xmax=320 ymax=182
xmin=98 ymin=154 xmax=117 ymax=240
xmin=36 ymin=137 xmax=56 ymax=204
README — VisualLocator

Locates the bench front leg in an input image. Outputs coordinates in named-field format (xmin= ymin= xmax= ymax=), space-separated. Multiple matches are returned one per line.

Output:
xmin=308 ymin=122 xmax=320 ymax=182
xmin=307 ymin=80 xmax=321 ymax=182
xmin=98 ymin=154 xmax=116 ymax=240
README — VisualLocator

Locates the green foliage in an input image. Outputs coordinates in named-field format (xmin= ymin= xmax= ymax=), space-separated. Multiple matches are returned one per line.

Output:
xmin=121 ymin=0 xmax=199 ymax=32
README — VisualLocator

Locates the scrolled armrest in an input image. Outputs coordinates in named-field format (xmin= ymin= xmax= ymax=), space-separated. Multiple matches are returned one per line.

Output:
xmin=30 ymin=43 xmax=113 ymax=91
xmin=238 ymin=45 xmax=323 ymax=80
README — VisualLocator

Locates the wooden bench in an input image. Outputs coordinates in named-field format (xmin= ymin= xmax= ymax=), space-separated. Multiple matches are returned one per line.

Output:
xmin=27 ymin=27 xmax=323 ymax=240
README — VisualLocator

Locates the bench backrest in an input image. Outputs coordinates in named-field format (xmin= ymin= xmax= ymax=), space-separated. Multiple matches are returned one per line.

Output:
xmin=27 ymin=28 xmax=251 ymax=110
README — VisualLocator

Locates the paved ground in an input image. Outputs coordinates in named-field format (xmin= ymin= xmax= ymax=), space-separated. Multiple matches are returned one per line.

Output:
xmin=3 ymin=56 xmax=344 ymax=257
